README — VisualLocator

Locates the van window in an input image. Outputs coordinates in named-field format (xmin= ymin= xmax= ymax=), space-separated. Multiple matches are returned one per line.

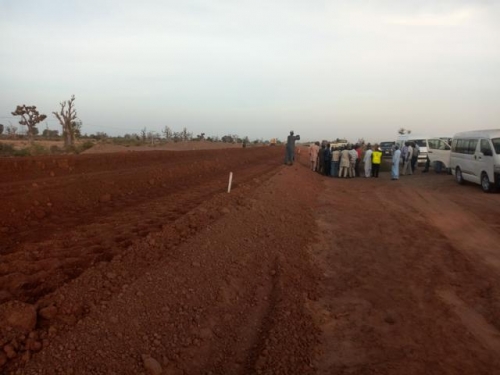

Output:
xmin=480 ymin=139 xmax=493 ymax=155
xmin=452 ymin=138 xmax=478 ymax=154
xmin=428 ymin=139 xmax=450 ymax=150
xmin=492 ymin=138 xmax=500 ymax=154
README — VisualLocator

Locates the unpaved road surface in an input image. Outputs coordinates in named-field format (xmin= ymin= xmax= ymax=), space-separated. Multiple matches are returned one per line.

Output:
xmin=1 ymin=150 xmax=500 ymax=374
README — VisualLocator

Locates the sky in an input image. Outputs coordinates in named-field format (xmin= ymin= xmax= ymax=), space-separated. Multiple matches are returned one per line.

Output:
xmin=1 ymin=0 xmax=499 ymax=143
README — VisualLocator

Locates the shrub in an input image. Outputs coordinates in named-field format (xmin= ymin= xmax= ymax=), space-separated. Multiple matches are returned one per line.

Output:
xmin=13 ymin=148 xmax=31 ymax=157
xmin=0 ymin=143 xmax=16 ymax=156
xmin=78 ymin=141 xmax=94 ymax=153
xmin=29 ymin=144 xmax=49 ymax=156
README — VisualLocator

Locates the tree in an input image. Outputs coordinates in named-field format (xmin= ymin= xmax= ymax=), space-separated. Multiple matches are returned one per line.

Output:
xmin=6 ymin=124 xmax=18 ymax=137
xmin=53 ymin=95 xmax=79 ymax=147
xmin=181 ymin=127 xmax=192 ymax=141
xmin=73 ymin=119 xmax=82 ymax=139
xmin=11 ymin=105 xmax=47 ymax=144
xmin=141 ymin=127 xmax=147 ymax=142
xmin=95 ymin=132 xmax=108 ymax=140
xmin=162 ymin=126 xmax=173 ymax=141
xmin=0 ymin=124 xmax=3 ymax=135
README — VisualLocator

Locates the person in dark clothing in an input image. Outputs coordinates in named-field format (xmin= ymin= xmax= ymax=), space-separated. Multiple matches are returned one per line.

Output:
xmin=318 ymin=144 xmax=325 ymax=174
xmin=410 ymin=142 xmax=419 ymax=172
xmin=284 ymin=131 xmax=300 ymax=165
xmin=323 ymin=145 xmax=332 ymax=176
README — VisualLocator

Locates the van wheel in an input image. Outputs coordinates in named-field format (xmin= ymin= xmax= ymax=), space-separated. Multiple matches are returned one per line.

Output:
xmin=481 ymin=172 xmax=493 ymax=193
xmin=455 ymin=167 xmax=464 ymax=184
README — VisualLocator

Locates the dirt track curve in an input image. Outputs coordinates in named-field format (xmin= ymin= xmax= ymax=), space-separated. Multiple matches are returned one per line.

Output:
xmin=1 ymin=148 xmax=500 ymax=374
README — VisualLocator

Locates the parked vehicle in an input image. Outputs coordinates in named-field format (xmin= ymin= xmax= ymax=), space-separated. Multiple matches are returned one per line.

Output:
xmin=380 ymin=141 xmax=395 ymax=157
xmin=395 ymin=135 xmax=451 ymax=168
xmin=450 ymin=129 xmax=500 ymax=192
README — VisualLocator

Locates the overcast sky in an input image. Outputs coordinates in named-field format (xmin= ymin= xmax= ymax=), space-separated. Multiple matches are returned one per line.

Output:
xmin=1 ymin=0 xmax=499 ymax=142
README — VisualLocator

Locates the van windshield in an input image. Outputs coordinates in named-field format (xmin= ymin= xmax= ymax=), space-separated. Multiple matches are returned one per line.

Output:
xmin=492 ymin=138 xmax=500 ymax=154
xmin=380 ymin=142 xmax=394 ymax=147
xmin=413 ymin=140 xmax=426 ymax=147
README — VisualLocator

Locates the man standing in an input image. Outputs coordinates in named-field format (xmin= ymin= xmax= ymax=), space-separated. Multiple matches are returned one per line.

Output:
xmin=348 ymin=146 xmax=358 ymax=178
xmin=331 ymin=147 xmax=341 ymax=177
xmin=284 ymin=131 xmax=300 ymax=165
xmin=391 ymin=145 xmax=401 ymax=180
xmin=354 ymin=144 xmax=362 ymax=177
xmin=363 ymin=144 xmax=373 ymax=178
xmin=340 ymin=147 xmax=351 ymax=178
xmin=411 ymin=142 xmax=419 ymax=173
xmin=372 ymin=145 xmax=383 ymax=178
xmin=323 ymin=144 xmax=332 ymax=176
xmin=309 ymin=142 xmax=319 ymax=171
xmin=318 ymin=144 xmax=326 ymax=174
xmin=401 ymin=142 xmax=408 ymax=166
xmin=402 ymin=142 xmax=413 ymax=175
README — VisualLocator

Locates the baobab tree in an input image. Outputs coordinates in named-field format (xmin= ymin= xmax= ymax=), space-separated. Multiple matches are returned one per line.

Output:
xmin=53 ymin=95 xmax=79 ymax=147
xmin=11 ymin=105 xmax=47 ymax=144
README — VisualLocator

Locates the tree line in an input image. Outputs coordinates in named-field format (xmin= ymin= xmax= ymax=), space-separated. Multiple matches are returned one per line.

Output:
xmin=1 ymin=95 xmax=80 ymax=148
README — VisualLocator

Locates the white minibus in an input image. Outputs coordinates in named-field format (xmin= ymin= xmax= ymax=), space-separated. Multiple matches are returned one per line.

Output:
xmin=450 ymin=129 xmax=500 ymax=192
xmin=396 ymin=135 xmax=451 ymax=168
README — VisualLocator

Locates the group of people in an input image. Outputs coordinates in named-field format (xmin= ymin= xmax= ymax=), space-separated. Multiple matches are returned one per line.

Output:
xmin=307 ymin=141 xmax=420 ymax=180
xmin=283 ymin=131 xmax=423 ymax=180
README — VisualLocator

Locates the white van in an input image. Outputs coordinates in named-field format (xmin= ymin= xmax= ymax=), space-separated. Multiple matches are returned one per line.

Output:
xmin=450 ymin=129 xmax=500 ymax=192
xmin=396 ymin=135 xmax=451 ymax=168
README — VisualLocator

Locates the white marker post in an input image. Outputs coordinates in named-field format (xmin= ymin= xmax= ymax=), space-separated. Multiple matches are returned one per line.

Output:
xmin=227 ymin=172 xmax=233 ymax=193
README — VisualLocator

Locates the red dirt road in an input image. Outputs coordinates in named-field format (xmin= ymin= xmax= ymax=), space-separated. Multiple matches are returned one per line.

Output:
xmin=1 ymin=149 xmax=500 ymax=374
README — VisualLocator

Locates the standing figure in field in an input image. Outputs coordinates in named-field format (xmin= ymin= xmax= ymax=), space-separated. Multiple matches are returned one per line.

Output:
xmin=340 ymin=147 xmax=351 ymax=178
xmin=318 ymin=144 xmax=326 ymax=174
xmin=401 ymin=142 xmax=409 ymax=166
xmin=363 ymin=144 xmax=373 ymax=178
xmin=309 ymin=142 xmax=319 ymax=171
xmin=323 ymin=144 xmax=332 ymax=176
xmin=354 ymin=144 xmax=362 ymax=177
xmin=411 ymin=142 xmax=419 ymax=173
xmin=284 ymin=131 xmax=300 ymax=165
xmin=348 ymin=146 xmax=358 ymax=178
xmin=331 ymin=147 xmax=340 ymax=177
xmin=402 ymin=142 xmax=413 ymax=175
xmin=391 ymin=145 xmax=401 ymax=180
xmin=372 ymin=145 xmax=383 ymax=178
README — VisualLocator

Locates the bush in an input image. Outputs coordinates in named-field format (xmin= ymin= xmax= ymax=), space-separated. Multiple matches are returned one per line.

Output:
xmin=29 ymin=144 xmax=49 ymax=156
xmin=50 ymin=145 xmax=63 ymax=154
xmin=13 ymin=148 xmax=31 ymax=157
xmin=0 ymin=143 xmax=16 ymax=156
xmin=78 ymin=141 xmax=94 ymax=152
